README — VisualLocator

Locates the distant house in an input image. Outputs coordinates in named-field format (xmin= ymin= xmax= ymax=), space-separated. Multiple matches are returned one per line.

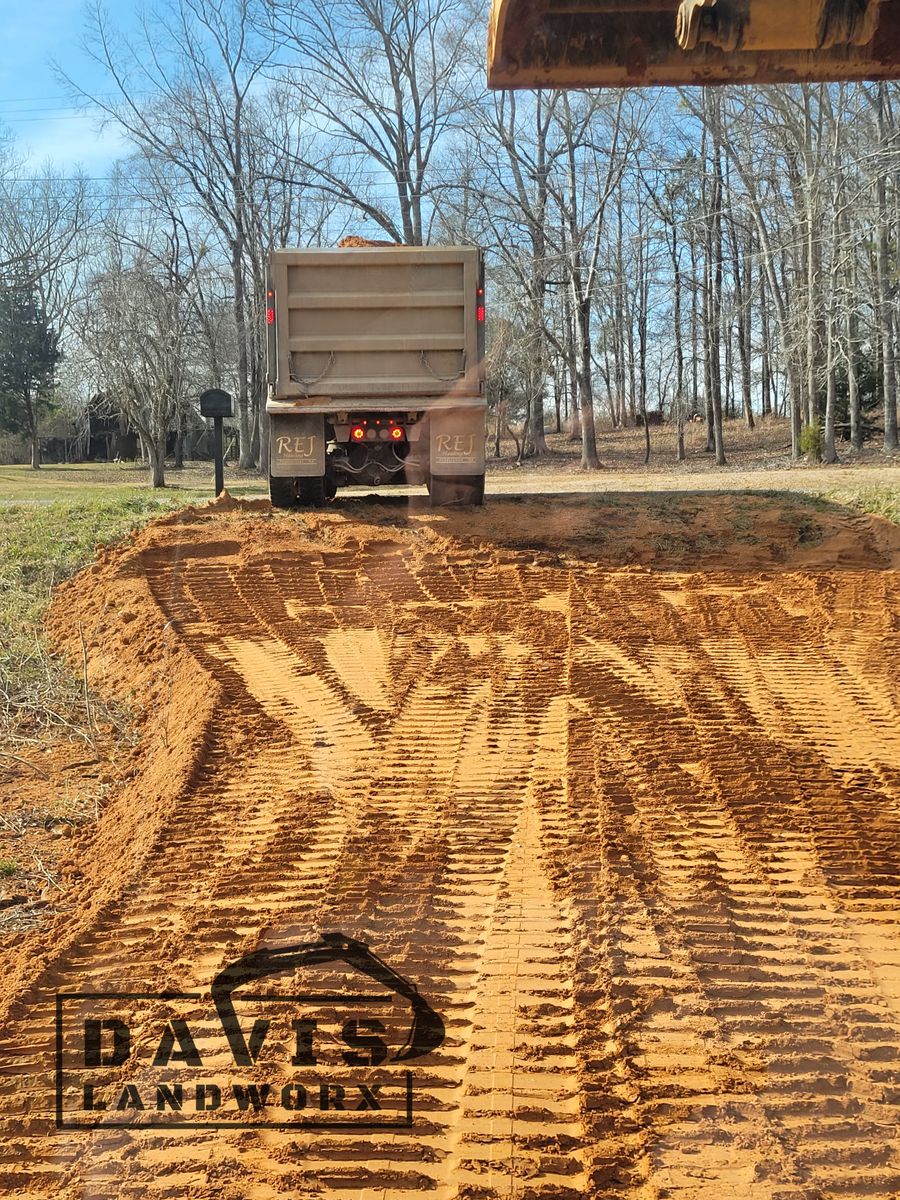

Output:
xmin=0 ymin=398 xmax=227 ymax=466
xmin=40 ymin=414 xmax=83 ymax=463
xmin=37 ymin=408 xmax=139 ymax=463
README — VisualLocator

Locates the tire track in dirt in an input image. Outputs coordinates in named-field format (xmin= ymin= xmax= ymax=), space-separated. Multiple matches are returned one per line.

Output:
xmin=0 ymin=501 xmax=899 ymax=1200
xmin=563 ymin=568 xmax=900 ymax=1199
xmin=0 ymin=531 xmax=588 ymax=1199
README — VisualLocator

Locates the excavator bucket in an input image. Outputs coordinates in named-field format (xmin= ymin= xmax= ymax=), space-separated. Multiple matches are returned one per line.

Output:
xmin=487 ymin=0 xmax=900 ymax=88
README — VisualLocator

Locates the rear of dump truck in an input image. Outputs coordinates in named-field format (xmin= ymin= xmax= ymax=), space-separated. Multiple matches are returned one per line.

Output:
xmin=265 ymin=245 xmax=486 ymax=506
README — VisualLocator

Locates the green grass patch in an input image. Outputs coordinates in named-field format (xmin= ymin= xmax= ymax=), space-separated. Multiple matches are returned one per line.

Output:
xmin=0 ymin=860 xmax=18 ymax=877
xmin=0 ymin=493 xmax=193 ymax=741
xmin=825 ymin=485 xmax=900 ymax=524
xmin=0 ymin=460 xmax=263 ymax=741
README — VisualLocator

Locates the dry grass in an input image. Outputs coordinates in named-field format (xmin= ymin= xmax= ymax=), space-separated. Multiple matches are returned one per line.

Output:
xmin=490 ymin=416 xmax=900 ymax=475
xmin=0 ymin=460 xmax=265 ymax=502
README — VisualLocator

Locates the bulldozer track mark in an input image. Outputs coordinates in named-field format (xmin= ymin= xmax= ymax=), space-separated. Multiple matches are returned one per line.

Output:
xmin=561 ymin=569 xmax=900 ymax=1199
xmin=2 ymin=505 xmax=900 ymax=1199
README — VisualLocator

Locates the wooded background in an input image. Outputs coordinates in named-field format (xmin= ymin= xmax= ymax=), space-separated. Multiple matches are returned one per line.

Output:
xmin=1 ymin=0 xmax=898 ymax=482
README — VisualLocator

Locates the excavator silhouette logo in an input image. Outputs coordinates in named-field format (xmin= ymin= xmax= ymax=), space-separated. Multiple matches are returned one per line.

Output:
xmin=55 ymin=932 xmax=445 ymax=1129
xmin=211 ymin=931 xmax=446 ymax=1065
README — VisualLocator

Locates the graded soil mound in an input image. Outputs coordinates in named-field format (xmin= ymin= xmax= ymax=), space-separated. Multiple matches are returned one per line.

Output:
xmin=1 ymin=493 xmax=900 ymax=1199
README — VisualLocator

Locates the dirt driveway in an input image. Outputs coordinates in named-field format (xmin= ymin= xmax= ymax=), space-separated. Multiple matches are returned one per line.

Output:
xmin=1 ymin=491 xmax=899 ymax=1199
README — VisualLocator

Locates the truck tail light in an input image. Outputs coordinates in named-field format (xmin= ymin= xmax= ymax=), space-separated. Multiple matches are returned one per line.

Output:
xmin=391 ymin=425 xmax=404 ymax=441
xmin=476 ymin=286 xmax=485 ymax=323
xmin=266 ymin=288 xmax=275 ymax=325
xmin=351 ymin=425 xmax=365 ymax=441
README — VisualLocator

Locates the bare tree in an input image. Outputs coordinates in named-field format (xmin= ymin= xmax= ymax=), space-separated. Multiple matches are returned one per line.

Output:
xmin=0 ymin=167 xmax=94 ymax=331
xmin=78 ymin=210 xmax=207 ymax=487
xmin=269 ymin=0 xmax=475 ymax=245
xmin=63 ymin=0 xmax=278 ymax=468
xmin=468 ymin=89 xmax=566 ymax=457
xmin=550 ymin=91 xmax=640 ymax=469
xmin=868 ymin=83 xmax=899 ymax=452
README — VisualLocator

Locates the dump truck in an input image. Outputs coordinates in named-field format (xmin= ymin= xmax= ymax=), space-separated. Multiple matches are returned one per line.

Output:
xmin=265 ymin=244 xmax=486 ymax=507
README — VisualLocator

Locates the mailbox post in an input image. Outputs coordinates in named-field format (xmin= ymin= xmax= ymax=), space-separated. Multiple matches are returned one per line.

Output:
xmin=199 ymin=389 xmax=233 ymax=497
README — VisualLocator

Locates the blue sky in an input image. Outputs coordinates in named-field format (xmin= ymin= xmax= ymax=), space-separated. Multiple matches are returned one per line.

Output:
xmin=0 ymin=0 xmax=135 ymax=173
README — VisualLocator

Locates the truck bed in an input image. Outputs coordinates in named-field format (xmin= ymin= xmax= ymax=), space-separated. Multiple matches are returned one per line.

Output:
xmin=267 ymin=246 xmax=483 ymax=408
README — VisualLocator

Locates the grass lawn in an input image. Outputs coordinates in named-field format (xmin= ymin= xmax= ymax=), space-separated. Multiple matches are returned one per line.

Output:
xmin=0 ymin=463 xmax=259 ymax=741
xmin=0 ymin=461 xmax=266 ymax=504
xmin=822 ymin=485 xmax=900 ymax=524
xmin=0 ymin=493 xmax=184 ymax=740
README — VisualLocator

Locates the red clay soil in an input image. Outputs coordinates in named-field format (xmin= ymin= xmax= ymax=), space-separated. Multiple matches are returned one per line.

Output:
xmin=0 ymin=492 xmax=899 ymax=1199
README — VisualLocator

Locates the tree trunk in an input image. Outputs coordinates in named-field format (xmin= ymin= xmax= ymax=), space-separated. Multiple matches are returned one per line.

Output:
xmin=148 ymin=432 xmax=166 ymax=488
xmin=702 ymin=224 xmax=716 ymax=454
xmin=848 ymin=301 xmax=861 ymax=452
xmin=516 ymin=385 xmax=531 ymax=459
xmin=554 ymin=358 xmax=562 ymax=434
xmin=173 ymin=402 xmax=184 ymax=469
xmin=789 ymin=364 xmax=803 ymax=455
xmin=250 ymin=393 xmax=261 ymax=465
xmin=805 ymin=208 xmax=821 ymax=461
xmin=824 ymin=181 xmax=843 ymax=466
xmin=636 ymin=206 xmax=650 ymax=464
xmin=530 ymin=381 xmax=548 ymax=454
xmin=576 ymin=298 xmax=600 ymax=469
xmin=733 ymin=230 xmax=754 ymax=429
xmin=709 ymin=132 xmax=726 ymax=467
xmin=875 ymin=85 xmax=899 ymax=452
xmin=672 ymin=235 xmax=686 ymax=462
xmin=804 ymin=120 xmax=820 ymax=456
xmin=761 ymin=291 xmax=772 ymax=418
xmin=232 ymin=242 xmax=254 ymax=470
xmin=568 ymin=403 xmax=582 ymax=442
xmin=823 ymin=305 xmax=838 ymax=464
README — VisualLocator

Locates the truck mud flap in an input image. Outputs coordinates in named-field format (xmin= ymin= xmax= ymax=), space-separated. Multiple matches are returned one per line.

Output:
xmin=428 ymin=409 xmax=486 ymax=477
xmin=270 ymin=414 xmax=326 ymax=478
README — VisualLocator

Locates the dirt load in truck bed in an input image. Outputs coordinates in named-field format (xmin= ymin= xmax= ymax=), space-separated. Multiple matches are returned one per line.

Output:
xmin=1 ymin=492 xmax=900 ymax=1199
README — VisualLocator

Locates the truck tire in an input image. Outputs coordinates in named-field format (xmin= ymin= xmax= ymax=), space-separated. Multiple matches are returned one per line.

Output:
xmin=296 ymin=475 xmax=327 ymax=508
xmin=428 ymin=474 xmax=485 ymax=507
xmin=269 ymin=475 xmax=296 ymax=508
xmin=269 ymin=476 xmax=329 ymax=508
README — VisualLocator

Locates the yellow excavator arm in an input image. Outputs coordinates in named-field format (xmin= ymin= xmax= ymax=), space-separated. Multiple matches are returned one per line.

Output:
xmin=487 ymin=0 xmax=898 ymax=88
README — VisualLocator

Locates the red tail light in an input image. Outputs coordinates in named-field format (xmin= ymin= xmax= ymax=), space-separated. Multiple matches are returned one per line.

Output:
xmin=351 ymin=425 xmax=365 ymax=441
xmin=266 ymin=290 xmax=275 ymax=325
xmin=391 ymin=425 xmax=404 ymax=440
xmin=476 ymin=287 xmax=485 ymax=323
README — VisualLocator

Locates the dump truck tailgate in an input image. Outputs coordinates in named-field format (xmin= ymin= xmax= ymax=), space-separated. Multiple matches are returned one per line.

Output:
xmin=268 ymin=246 xmax=484 ymax=403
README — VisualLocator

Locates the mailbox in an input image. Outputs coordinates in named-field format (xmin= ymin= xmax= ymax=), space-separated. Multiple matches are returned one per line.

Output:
xmin=200 ymin=389 xmax=233 ymax=419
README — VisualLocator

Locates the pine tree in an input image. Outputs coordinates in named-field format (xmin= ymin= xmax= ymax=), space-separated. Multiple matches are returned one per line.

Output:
xmin=0 ymin=279 xmax=60 ymax=469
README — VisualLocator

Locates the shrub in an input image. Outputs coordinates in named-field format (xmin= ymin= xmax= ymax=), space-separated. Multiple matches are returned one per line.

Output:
xmin=800 ymin=421 xmax=824 ymax=460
